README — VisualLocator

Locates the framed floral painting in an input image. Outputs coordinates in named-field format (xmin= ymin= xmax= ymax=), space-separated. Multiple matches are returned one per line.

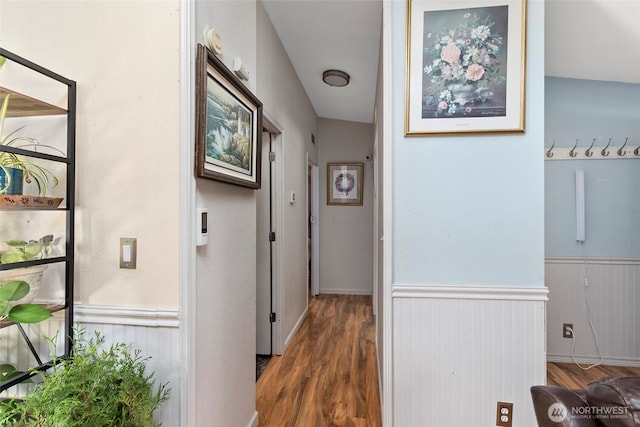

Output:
xmin=326 ymin=163 xmax=364 ymax=206
xmin=405 ymin=0 xmax=526 ymax=135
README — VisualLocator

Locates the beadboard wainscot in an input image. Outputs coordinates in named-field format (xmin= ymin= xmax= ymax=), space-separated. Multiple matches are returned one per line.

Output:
xmin=75 ymin=305 xmax=180 ymax=426
xmin=392 ymin=285 xmax=548 ymax=427
xmin=546 ymin=257 xmax=640 ymax=366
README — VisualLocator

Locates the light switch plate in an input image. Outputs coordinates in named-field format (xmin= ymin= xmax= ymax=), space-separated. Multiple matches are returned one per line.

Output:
xmin=120 ymin=238 xmax=137 ymax=269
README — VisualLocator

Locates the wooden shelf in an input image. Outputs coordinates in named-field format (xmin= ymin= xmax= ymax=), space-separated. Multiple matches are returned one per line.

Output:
xmin=0 ymin=87 xmax=67 ymax=117
xmin=0 ymin=195 xmax=64 ymax=209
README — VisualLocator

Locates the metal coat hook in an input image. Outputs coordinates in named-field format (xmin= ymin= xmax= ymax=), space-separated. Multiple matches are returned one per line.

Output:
xmin=617 ymin=137 xmax=629 ymax=156
xmin=546 ymin=140 xmax=555 ymax=158
xmin=601 ymin=138 xmax=612 ymax=157
xmin=635 ymin=143 xmax=640 ymax=156
xmin=569 ymin=139 xmax=579 ymax=158
xmin=585 ymin=138 xmax=596 ymax=157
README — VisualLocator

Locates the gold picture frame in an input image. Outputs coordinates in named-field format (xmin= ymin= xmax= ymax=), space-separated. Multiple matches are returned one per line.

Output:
xmin=405 ymin=0 xmax=527 ymax=135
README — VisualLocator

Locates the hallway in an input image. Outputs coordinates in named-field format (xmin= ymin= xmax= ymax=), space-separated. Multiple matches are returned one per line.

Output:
xmin=256 ymin=294 xmax=382 ymax=427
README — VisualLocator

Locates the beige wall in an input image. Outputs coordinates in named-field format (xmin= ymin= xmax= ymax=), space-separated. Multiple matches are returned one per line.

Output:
xmin=193 ymin=1 xmax=259 ymax=425
xmin=0 ymin=1 xmax=181 ymax=309
xmin=318 ymin=118 xmax=374 ymax=295
xmin=191 ymin=0 xmax=319 ymax=425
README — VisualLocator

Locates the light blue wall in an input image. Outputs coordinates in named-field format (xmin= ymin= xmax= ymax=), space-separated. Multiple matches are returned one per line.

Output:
xmin=392 ymin=1 xmax=545 ymax=287
xmin=545 ymin=77 xmax=640 ymax=148
xmin=545 ymin=77 xmax=640 ymax=257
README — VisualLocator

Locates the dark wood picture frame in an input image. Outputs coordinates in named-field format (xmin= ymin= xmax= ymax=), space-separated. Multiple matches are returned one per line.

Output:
xmin=195 ymin=44 xmax=262 ymax=188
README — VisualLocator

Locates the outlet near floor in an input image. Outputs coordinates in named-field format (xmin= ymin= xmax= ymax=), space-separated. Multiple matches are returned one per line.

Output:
xmin=496 ymin=402 xmax=513 ymax=427
xmin=563 ymin=323 xmax=574 ymax=338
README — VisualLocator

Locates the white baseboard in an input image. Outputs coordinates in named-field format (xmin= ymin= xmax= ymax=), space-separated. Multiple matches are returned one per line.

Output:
xmin=547 ymin=354 xmax=640 ymax=367
xmin=319 ymin=288 xmax=372 ymax=296
xmin=283 ymin=307 xmax=308 ymax=354
xmin=246 ymin=410 xmax=259 ymax=427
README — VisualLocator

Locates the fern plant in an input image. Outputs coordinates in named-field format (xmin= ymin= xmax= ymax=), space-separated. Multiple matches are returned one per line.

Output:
xmin=0 ymin=328 xmax=170 ymax=427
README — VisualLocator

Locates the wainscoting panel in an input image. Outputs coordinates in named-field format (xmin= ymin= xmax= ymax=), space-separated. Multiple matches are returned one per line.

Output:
xmin=546 ymin=257 xmax=640 ymax=365
xmin=0 ymin=307 xmax=180 ymax=425
xmin=76 ymin=306 xmax=181 ymax=426
xmin=392 ymin=286 xmax=547 ymax=427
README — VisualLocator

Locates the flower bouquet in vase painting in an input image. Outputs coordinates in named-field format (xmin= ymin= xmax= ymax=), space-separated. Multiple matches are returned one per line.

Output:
xmin=422 ymin=7 xmax=508 ymax=118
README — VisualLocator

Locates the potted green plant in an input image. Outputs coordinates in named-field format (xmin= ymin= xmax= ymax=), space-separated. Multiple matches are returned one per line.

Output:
xmin=0 ymin=235 xmax=54 ymax=265
xmin=0 ymin=235 xmax=55 ymax=303
xmin=0 ymin=279 xmax=52 ymax=324
xmin=0 ymin=328 xmax=170 ymax=426
xmin=0 ymin=94 xmax=62 ymax=196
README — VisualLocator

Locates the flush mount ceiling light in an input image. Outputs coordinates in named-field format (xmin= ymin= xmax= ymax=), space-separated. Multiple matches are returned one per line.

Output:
xmin=322 ymin=69 xmax=350 ymax=87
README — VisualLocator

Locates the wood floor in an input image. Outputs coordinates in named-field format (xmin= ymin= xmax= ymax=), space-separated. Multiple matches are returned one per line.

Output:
xmin=256 ymin=294 xmax=381 ymax=427
xmin=547 ymin=362 xmax=640 ymax=389
xmin=255 ymin=294 xmax=640 ymax=426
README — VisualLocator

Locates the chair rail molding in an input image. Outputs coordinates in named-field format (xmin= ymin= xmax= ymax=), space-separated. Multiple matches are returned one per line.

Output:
xmin=392 ymin=284 xmax=549 ymax=301
xmin=74 ymin=305 xmax=179 ymax=327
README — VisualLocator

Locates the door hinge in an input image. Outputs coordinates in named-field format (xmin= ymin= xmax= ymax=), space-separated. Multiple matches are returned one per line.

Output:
xmin=269 ymin=151 xmax=276 ymax=162
xmin=270 ymin=312 xmax=276 ymax=322
xmin=269 ymin=231 xmax=276 ymax=242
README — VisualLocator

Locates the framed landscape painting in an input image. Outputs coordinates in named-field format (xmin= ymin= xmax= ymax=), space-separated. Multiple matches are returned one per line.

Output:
xmin=195 ymin=44 xmax=262 ymax=188
xmin=327 ymin=163 xmax=364 ymax=206
xmin=405 ymin=0 xmax=526 ymax=135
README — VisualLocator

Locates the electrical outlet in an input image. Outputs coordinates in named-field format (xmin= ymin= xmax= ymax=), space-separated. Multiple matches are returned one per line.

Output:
xmin=496 ymin=402 xmax=513 ymax=427
xmin=563 ymin=323 xmax=574 ymax=338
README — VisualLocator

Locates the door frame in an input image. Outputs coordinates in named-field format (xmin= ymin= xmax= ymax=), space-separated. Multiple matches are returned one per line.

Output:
xmin=306 ymin=155 xmax=320 ymax=297
xmin=256 ymin=131 xmax=274 ymax=355
xmin=262 ymin=113 xmax=284 ymax=355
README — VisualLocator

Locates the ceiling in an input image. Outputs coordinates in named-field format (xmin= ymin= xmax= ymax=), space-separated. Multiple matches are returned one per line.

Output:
xmin=261 ymin=0 xmax=382 ymax=124
xmin=262 ymin=0 xmax=640 ymax=125
xmin=545 ymin=0 xmax=640 ymax=84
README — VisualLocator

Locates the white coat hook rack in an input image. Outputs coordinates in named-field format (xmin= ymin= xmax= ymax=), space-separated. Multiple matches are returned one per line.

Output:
xmin=544 ymin=137 xmax=639 ymax=160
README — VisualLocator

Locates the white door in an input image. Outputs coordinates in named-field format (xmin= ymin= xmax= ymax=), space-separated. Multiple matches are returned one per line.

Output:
xmin=256 ymin=131 xmax=273 ymax=355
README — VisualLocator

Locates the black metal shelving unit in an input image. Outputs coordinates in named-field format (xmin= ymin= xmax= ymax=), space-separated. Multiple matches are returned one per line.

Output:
xmin=0 ymin=46 xmax=75 ymax=392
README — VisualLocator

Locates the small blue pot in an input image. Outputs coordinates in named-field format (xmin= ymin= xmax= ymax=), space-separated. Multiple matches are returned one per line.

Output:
xmin=0 ymin=166 xmax=24 ymax=195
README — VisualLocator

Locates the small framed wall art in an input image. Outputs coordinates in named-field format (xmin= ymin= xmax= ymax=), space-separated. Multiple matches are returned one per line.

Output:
xmin=326 ymin=162 xmax=364 ymax=206
xmin=195 ymin=43 xmax=263 ymax=188
xmin=405 ymin=0 xmax=527 ymax=135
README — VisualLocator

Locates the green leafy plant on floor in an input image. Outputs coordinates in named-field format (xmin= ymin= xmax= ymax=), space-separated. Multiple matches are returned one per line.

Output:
xmin=0 ymin=328 xmax=170 ymax=427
